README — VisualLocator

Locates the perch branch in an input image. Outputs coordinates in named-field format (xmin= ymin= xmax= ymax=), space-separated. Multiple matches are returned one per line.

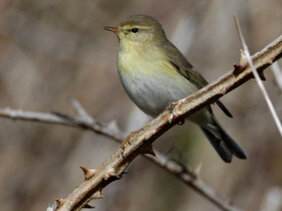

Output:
xmin=0 ymin=102 xmax=237 ymax=211
xmin=51 ymin=34 xmax=281 ymax=210
xmin=1 ymin=34 xmax=281 ymax=211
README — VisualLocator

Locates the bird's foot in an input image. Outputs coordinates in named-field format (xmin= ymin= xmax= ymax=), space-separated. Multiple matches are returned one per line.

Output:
xmin=166 ymin=101 xmax=178 ymax=123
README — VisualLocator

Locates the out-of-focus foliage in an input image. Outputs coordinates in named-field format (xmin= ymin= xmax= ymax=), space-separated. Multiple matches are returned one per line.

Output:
xmin=0 ymin=0 xmax=281 ymax=210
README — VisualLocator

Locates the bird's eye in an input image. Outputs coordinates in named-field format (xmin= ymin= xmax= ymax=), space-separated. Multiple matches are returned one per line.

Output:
xmin=131 ymin=28 xmax=138 ymax=33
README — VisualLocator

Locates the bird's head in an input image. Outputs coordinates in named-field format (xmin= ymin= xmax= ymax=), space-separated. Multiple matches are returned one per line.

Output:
xmin=104 ymin=15 xmax=167 ymax=45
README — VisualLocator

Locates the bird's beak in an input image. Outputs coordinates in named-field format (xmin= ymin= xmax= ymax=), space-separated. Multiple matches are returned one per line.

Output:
xmin=104 ymin=26 xmax=121 ymax=33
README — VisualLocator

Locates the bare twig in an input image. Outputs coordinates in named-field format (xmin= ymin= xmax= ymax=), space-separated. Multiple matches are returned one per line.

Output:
xmin=50 ymin=34 xmax=281 ymax=210
xmin=0 ymin=105 xmax=236 ymax=210
xmin=234 ymin=15 xmax=282 ymax=136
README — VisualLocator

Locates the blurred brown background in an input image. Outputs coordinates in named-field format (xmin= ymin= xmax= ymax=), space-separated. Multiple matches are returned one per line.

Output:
xmin=0 ymin=0 xmax=281 ymax=210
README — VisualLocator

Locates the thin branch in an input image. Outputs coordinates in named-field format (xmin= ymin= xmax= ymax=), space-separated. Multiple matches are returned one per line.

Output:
xmin=0 ymin=105 xmax=235 ymax=210
xmin=1 ymin=35 xmax=281 ymax=211
xmin=0 ymin=36 xmax=282 ymax=210
xmin=234 ymin=15 xmax=282 ymax=136
xmin=50 ymin=34 xmax=281 ymax=210
xmin=0 ymin=104 xmax=236 ymax=211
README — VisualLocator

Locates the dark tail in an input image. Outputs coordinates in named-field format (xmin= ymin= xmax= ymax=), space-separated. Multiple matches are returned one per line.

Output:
xmin=201 ymin=120 xmax=247 ymax=163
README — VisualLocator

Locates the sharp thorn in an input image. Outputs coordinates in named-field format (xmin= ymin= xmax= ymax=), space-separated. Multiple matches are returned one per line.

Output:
xmin=194 ymin=162 xmax=202 ymax=176
xmin=56 ymin=198 xmax=64 ymax=208
xmin=93 ymin=190 xmax=104 ymax=199
xmin=80 ymin=166 xmax=96 ymax=180
xmin=83 ymin=204 xmax=95 ymax=209
xmin=143 ymin=145 xmax=157 ymax=158
xmin=107 ymin=119 xmax=118 ymax=130
xmin=259 ymin=71 xmax=266 ymax=81
xmin=104 ymin=167 xmax=118 ymax=180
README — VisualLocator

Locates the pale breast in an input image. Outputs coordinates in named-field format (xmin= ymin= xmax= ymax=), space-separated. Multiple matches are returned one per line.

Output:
xmin=117 ymin=49 xmax=198 ymax=117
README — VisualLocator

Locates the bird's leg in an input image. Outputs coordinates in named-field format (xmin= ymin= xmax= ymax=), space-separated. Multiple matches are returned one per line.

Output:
xmin=166 ymin=101 xmax=179 ymax=123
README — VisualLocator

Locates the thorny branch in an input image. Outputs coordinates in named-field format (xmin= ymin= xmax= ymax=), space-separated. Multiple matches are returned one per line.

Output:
xmin=0 ymin=101 xmax=237 ymax=211
xmin=51 ymin=34 xmax=281 ymax=211
xmin=1 ymin=36 xmax=281 ymax=211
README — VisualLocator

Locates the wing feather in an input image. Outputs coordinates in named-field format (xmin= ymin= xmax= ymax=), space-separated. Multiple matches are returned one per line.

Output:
xmin=164 ymin=41 xmax=233 ymax=118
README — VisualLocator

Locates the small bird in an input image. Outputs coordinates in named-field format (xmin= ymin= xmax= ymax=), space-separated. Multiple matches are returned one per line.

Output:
xmin=104 ymin=15 xmax=247 ymax=163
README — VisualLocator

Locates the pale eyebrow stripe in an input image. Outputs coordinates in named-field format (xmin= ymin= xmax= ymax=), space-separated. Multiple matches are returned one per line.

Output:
xmin=122 ymin=25 xmax=151 ymax=31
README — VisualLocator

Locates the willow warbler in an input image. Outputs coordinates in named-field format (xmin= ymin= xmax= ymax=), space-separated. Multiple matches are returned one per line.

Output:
xmin=105 ymin=15 xmax=247 ymax=163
